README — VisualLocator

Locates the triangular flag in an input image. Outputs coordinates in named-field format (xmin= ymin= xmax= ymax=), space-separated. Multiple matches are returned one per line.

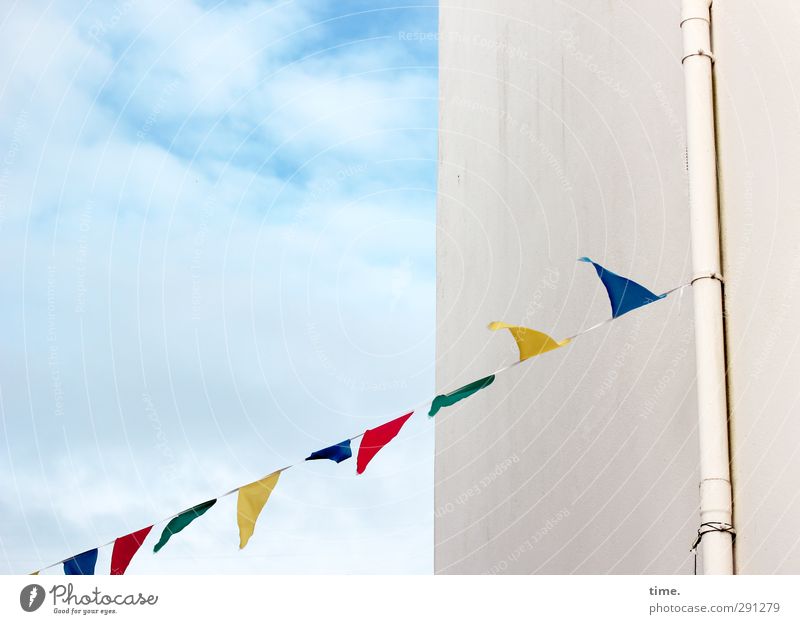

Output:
xmin=111 ymin=526 xmax=152 ymax=575
xmin=306 ymin=440 xmax=352 ymax=463
xmin=356 ymin=412 xmax=413 ymax=474
xmin=579 ymin=257 xmax=664 ymax=318
xmin=488 ymin=322 xmax=570 ymax=361
xmin=428 ymin=374 xmax=495 ymax=418
xmin=237 ymin=471 xmax=281 ymax=549
xmin=153 ymin=499 xmax=216 ymax=553
xmin=63 ymin=549 xmax=98 ymax=575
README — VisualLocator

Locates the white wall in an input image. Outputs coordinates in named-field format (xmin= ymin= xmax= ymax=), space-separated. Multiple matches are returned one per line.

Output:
xmin=713 ymin=0 xmax=800 ymax=574
xmin=435 ymin=0 xmax=701 ymax=573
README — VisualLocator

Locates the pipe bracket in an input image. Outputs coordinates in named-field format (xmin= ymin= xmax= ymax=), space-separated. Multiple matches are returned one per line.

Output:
xmin=682 ymin=48 xmax=715 ymax=64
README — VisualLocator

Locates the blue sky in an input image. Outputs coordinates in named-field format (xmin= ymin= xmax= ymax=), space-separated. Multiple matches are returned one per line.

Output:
xmin=0 ymin=0 xmax=438 ymax=574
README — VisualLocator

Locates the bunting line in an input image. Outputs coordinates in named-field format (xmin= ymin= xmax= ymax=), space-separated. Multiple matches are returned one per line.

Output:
xmin=28 ymin=265 xmax=693 ymax=575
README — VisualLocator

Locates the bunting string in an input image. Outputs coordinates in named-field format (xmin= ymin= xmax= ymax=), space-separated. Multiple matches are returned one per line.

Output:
xmin=29 ymin=260 xmax=693 ymax=575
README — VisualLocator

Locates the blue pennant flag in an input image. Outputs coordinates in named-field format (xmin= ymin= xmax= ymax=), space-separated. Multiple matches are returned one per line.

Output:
xmin=579 ymin=257 xmax=665 ymax=318
xmin=63 ymin=548 xmax=98 ymax=575
xmin=305 ymin=440 xmax=352 ymax=463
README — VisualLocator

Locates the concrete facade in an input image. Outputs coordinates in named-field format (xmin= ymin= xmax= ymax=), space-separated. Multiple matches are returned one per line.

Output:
xmin=435 ymin=0 xmax=800 ymax=574
xmin=435 ymin=0 xmax=699 ymax=574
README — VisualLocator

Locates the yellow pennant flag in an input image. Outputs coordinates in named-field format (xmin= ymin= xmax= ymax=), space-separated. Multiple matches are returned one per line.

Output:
xmin=237 ymin=471 xmax=281 ymax=549
xmin=488 ymin=322 xmax=570 ymax=361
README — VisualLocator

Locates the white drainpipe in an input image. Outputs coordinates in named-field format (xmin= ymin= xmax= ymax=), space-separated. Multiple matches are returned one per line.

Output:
xmin=680 ymin=0 xmax=734 ymax=574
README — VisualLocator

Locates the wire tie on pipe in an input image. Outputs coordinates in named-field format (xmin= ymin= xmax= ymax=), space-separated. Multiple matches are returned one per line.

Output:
xmin=691 ymin=271 xmax=724 ymax=285
xmin=690 ymin=521 xmax=736 ymax=574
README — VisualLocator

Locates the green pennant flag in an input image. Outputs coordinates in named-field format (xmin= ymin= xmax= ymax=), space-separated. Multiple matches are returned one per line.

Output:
xmin=153 ymin=499 xmax=216 ymax=553
xmin=428 ymin=374 xmax=496 ymax=417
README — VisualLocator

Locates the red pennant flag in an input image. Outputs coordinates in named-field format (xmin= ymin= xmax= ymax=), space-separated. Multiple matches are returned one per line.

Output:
xmin=111 ymin=526 xmax=152 ymax=575
xmin=356 ymin=412 xmax=413 ymax=474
